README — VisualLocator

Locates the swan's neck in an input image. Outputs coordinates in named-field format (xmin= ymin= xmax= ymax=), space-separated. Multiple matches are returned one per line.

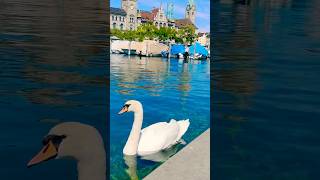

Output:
xmin=77 ymin=151 xmax=106 ymax=180
xmin=123 ymin=110 xmax=143 ymax=155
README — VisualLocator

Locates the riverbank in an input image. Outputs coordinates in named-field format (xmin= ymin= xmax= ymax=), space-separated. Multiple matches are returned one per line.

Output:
xmin=144 ymin=129 xmax=210 ymax=180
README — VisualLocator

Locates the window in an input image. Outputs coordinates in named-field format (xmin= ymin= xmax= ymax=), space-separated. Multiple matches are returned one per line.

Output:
xmin=120 ymin=23 xmax=124 ymax=30
xmin=130 ymin=14 xmax=135 ymax=23
xmin=112 ymin=16 xmax=114 ymax=21
xmin=113 ymin=23 xmax=116 ymax=29
xmin=115 ymin=16 xmax=117 ymax=21
xmin=160 ymin=23 xmax=162 ymax=27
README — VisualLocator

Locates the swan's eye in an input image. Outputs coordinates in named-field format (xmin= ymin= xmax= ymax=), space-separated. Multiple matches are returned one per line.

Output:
xmin=42 ymin=135 xmax=66 ymax=149
xmin=118 ymin=104 xmax=131 ymax=115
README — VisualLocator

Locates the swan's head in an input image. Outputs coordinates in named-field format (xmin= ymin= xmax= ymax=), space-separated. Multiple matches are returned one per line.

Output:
xmin=118 ymin=100 xmax=143 ymax=114
xmin=27 ymin=122 xmax=105 ymax=167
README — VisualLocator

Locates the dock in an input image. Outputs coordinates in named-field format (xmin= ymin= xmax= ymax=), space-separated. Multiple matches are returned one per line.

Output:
xmin=144 ymin=129 xmax=210 ymax=180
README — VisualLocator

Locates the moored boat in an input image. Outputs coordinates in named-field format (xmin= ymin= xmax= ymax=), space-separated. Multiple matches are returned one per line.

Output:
xmin=189 ymin=42 xmax=209 ymax=60
xmin=122 ymin=49 xmax=137 ymax=55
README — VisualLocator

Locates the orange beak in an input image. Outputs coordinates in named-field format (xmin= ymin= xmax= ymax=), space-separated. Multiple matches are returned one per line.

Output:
xmin=118 ymin=105 xmax=128 ymax=115
xmin=27 ymin=141 xmax=58 ymax=167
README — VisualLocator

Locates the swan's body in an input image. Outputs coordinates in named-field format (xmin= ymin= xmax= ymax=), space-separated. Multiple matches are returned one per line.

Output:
xmin=138 ymin=119 xmax=189 ymax=156
xmin=28 ymin=122 xmax=106 ymax=180
xmin=118 ymin=100 xmax=190 ymax=156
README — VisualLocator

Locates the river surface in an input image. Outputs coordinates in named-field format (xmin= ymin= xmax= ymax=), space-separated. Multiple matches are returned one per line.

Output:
xmin=0 ymin=0 xmax=107 ymax=179
xmin=213 ymin=0 xmax=320 ymax=179
xmin=110 ymin=54 xmax=210 ymax=179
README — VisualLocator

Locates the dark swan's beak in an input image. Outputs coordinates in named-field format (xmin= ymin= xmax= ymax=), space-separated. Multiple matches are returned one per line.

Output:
xmin=118 ymin=104 xmax=129 ymax=115
xmin=27 ymin=141 xmax=58 ymax=168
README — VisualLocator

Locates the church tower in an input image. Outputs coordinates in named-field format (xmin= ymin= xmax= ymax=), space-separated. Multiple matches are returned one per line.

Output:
xmin=166 ymin=1 xmax=174 ymax=21
xmin=185 ymin=0 xmax=196 ymax=24
xmin=121 ymin=0 xmax=137 ymax=30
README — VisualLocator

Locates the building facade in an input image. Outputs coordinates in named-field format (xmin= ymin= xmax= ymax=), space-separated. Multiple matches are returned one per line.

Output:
xmin=110 ymin=7 xmax=127 ymax=30
xmin=121 ymin=0 xmax=138 ymax=30
xmin=197 ymin=32 xmax=210 ymax=48
xmin=110 ymin=0 xmax=197 ymax=31
xmin=138 ymin=6 xmax=170 ymax=28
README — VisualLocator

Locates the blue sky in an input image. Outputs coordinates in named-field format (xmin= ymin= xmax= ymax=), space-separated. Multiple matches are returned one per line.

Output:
xmin=110 ymin=0 xmax=210 ymax=32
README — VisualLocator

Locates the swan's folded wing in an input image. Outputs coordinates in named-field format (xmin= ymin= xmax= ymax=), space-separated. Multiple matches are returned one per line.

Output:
xmin=176 ymin=119 xmax=190 ymax=142
xmin=138 ymin=122 xmax=179 ymax=155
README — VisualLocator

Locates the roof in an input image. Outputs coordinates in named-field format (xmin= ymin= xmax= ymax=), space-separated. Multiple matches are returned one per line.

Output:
xmin=140 ymin=11 xmax=153 ymax=21
xmin=139 ymin=8 xmax=160 ymax=21
xmin=151 ymin=8 xmax=159 ymax=19
xmin=175 ymin=18 xmax=197 ymax=29
xmin=110 ymin=7 xmax=127 ymax=16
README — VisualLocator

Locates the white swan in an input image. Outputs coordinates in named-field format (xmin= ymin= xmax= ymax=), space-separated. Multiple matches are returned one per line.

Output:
xmin=27 ymin=122 xmax=106 ymax=180
xmin=118 ymin=100 xmax=190 ymax=156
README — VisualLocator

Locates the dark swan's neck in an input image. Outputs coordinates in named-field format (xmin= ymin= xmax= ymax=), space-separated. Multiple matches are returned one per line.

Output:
xmin=77 ymin=150 xmax=106 ymax=180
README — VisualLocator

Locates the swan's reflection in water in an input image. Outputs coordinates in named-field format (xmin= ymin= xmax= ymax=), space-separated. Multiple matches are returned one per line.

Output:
xmin=123 ymin=155 xmax=139 ymax=180
xmin=123 ymin=144 xmax=181 ymax=180
xmin=140 ymin=144 xmax=180 ymax=163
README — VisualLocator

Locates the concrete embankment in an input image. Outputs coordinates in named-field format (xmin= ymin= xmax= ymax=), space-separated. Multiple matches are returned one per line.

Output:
xmin=144 ymin=129 xmax=210 ymax=180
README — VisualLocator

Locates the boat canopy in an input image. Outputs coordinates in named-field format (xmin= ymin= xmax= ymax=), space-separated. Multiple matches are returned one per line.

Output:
xmin=189 ymin=42 xmax=209 ymax=57
xmin=170 ymin=44 xmax=185 ymax=55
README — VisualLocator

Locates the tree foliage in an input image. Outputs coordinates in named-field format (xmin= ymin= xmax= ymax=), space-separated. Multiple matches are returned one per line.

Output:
xmin=111 ymin=23 xmax=196 ymax=44
xmin=178 ymin=25 xmax=196 ymax=45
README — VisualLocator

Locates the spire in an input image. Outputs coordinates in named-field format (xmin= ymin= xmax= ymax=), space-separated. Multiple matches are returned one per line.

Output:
xmin=188 ymin=0 xmax=195 ymax=6
xmin=166 ymin=1 xmax=174 ymax=20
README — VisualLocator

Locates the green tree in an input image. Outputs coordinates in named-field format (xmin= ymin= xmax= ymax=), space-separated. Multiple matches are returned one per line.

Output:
xmin=156 ymin=27 xmax=176 ymax=42
xmin=123 ymin=30 xmax=137 ymax=41
xmin=179 ymin=25 xmax=196 ymax=45
xmin=111 ymin=23 xmax=196 ymax=45
xmin=111 ymin=29 xmax=125 ymax=39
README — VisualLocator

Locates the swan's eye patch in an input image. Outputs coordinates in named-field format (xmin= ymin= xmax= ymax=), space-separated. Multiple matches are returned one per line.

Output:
xmin=124 ymin=104 xmax=130 ymax=108
xmin=42 ymin=135 xmax=66 ymax=147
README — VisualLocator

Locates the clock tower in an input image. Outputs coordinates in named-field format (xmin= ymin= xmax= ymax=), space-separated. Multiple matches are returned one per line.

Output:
xmin=185 ymin=0 xmax=196 ymax=25
xmin=121 ymin=0 xmax=137 ymax=30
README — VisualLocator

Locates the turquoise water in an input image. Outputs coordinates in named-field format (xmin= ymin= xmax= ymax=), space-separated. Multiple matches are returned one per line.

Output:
xmin=110 ymin=54 xmax=210 ymax=179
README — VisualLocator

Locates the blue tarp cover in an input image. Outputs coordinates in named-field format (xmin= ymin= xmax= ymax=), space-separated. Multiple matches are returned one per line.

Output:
xmin=170 ymin=44 xmax=185 ymax=55
xmin=189 ymin=42 xmax=208 ymax=56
